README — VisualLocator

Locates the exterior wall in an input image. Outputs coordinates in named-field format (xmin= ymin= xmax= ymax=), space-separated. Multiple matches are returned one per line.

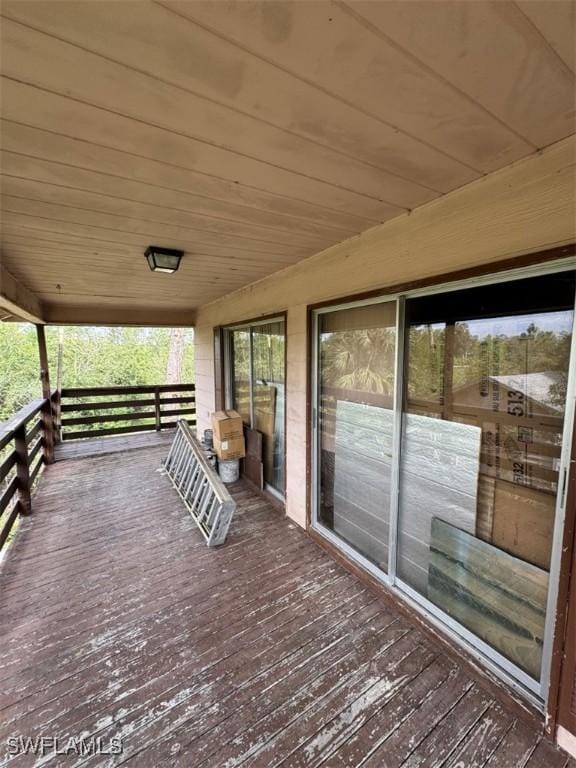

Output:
xmin=194 ymin=136 xmax=576 ymax=528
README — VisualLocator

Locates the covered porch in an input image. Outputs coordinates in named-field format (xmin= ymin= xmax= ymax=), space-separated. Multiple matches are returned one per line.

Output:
xmin=0 ymin=436 xmax=571 ymax=767
xmin=1 ymin=0 xmax=576 ymax=761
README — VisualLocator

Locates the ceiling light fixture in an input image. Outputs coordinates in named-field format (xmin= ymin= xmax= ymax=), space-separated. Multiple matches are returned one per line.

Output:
xmin=145 ymin=246 xmax=184 ymax=274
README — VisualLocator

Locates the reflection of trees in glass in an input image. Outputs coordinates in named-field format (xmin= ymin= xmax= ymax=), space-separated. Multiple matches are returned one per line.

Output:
xmin=321 ymin=328 xmax=396 ymax=394
xmin=408 ymin=317 xmax=572 ymax=408
xmin=252 ymin=324 xmax=285 ymax=384
xmin=231 ymin=330 xmax=251 ymax=422
xmin=407 ymin=324 xmax=445 ymax=401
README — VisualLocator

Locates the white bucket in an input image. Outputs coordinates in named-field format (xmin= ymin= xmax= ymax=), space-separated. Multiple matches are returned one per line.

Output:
xmin=218 ymin=458 xmax=239 ymax=483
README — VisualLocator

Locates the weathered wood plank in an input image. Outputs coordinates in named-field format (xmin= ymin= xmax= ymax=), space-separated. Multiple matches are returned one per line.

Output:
xmin=442 ymin=701 xmax=513 ymax=768
xmin=0 ymin=436 xmax=559 ymax=767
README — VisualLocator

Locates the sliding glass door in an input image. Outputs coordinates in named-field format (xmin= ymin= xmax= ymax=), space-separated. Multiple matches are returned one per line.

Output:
xmin=312 ymin=265 xmax=576 ymax=698
xmin=397 ymin=271 xmax=576 ymax=689
xmin=225 ymin=318 xmax=285 ymax=497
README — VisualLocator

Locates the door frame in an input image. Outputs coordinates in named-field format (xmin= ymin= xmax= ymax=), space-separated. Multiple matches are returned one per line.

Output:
xmin=220 ymin=312 xmax=288 ymax=500
xmin=547 ymin=426 xmax=576 ymax=735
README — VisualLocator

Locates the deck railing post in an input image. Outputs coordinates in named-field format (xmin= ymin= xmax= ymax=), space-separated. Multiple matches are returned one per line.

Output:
xmin=51 ymin=390 xmax=62 ymax=444
xmin=154 ymin=387 xmax=161 ymax=431
xmin=41 ymin=398 xmax=55 ymax=465
xmin=14 ymin=423 xmax=32 ymax=516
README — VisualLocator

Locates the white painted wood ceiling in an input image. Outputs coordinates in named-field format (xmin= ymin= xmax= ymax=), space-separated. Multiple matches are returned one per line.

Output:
xmin=0 ymin=0 xmax=574 ymax=320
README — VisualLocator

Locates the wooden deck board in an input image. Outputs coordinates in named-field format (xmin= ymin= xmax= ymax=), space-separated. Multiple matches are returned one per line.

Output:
xmin=53 ymin=430 xmax=173 ymax=461
xmin=0 ymin=437 xmax=570 ymax=766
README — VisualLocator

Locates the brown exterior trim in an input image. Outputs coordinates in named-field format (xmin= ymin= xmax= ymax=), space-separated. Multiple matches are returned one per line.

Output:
xmin=307 ymin=243 xmax=575 ymax=314
xmin=218 ymin=310 xmax=289 ymax=330
xmin=547 ymin=427 xmax=576 ymax=734
xmin=306 ymin=303 xmax=314 ymax=530
xmin=308 ymin=526 xmax=544 ymax=727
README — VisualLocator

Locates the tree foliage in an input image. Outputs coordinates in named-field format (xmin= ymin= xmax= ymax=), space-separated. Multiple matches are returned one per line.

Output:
xmin=0 ymin=324 xmax=194 ymax=422
xmin=319 ymin=315 xmax=572 ymax=407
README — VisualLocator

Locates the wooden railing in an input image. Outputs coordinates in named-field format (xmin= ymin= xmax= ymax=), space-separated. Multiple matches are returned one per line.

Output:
xmin=0 ymin=383 xmax=196 ymax=552
xmin=59 ymin=383 xmax=196 ymax=441
xmin=0 ymin=396 xmax=54 ymax=550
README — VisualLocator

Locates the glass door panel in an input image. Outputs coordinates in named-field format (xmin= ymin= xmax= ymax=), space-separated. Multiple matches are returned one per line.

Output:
xmin=229 ymin=328 xmax=251 ymax=424
xmin=316 ymin=301 xmax=397 ymax=572
xmin=397 ymin=271 xmax=576 ymax=682
xmin=225 ymin=319 xmax=286 ymax=496
xmin=252 ymin=321 xmax=286 ymax=494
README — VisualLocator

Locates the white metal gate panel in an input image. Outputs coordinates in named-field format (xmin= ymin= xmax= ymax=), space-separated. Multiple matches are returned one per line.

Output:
xmin=163 ymin=421 xmax=236 ymax=546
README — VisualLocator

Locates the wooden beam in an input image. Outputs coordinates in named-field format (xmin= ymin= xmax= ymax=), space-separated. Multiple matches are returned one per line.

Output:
xmin=42 ymin=303 xmax=196 ymax=327
xmin=0 ymin=266 xmax=44 ymax=323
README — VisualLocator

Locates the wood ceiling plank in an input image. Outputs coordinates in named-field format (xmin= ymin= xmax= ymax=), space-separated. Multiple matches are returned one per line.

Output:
xmin=0 ymin=0 xmax=479 ymax=195
xmin=0 ymin=79 xmax=393 ymax=221
xmin=0 ymin=149 xmax=358 ymax=241
xmin=0 ymin=121 xmax=376 ymax=232
xmin=163 ymin=0 xmax=533 ymax=172
xmin=40 ymin=293 xmax=235 ymax=308
xmin=346 ymin=0 xmax=575 ymax=148
xmin=1 ymin=177 xmax=334 ymax=250
xmin=0 ymin=187 xmax=329 ymax=252
xmin=5 ymin=269 xmax=254 ymax=299
xmin=515 ymin=0 xmax=576 ymax=74
xmin=2 ymin=230 xmax=294 ymax=270
xmin=0 ymin=18 xmax=436 ymax=209
xmin=3 ymin=246 xmax=295 ymax=280
xmin=1 ymin=214 xmax=308 ymax=258
xmin=2 ymin=243 xmax=294 ymax=273
xmin=1 ymin=231 xmax=296 ymax=267
xmin=5 ymin=270 xmax=247 ymax=298
xmin=3 ymin=248 xmax=272 ymax=303
xmin=4 ymin=249 xmax=294 ymax=294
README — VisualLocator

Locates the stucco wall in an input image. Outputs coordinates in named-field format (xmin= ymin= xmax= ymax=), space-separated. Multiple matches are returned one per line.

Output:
xmin=193 ymin=137 xmax=576 ymax=528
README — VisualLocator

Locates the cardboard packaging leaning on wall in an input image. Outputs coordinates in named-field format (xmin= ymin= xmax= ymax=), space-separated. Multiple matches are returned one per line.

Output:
xmin=212 ymin=410 xmax=246 ymax=460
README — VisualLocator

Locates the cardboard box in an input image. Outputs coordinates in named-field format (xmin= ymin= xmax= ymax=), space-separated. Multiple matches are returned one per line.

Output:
xmin=214 ymin=434 xmax=245 ymax=461
xmin=211 ymin=410 xmax=244 ymax=441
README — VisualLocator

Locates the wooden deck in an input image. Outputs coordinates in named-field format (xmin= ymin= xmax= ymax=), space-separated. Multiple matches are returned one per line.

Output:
xmin=53 ymin=430 xmax=173 ymax=461
xmin=0 ymin=439 xmax=573 ymax=767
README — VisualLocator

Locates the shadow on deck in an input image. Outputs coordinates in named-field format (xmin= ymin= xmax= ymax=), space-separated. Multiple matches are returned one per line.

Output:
xmin=0 ymin=438 xmax=572 ymax=767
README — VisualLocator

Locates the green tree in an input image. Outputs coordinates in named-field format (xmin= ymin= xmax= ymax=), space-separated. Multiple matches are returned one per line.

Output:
xmin=0 ymin=324 xmax=195 ymax=422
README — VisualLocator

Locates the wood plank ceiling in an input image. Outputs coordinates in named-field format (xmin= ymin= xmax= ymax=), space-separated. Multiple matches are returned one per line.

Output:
xmin=0 ymin=0 xmax=574 ymax=323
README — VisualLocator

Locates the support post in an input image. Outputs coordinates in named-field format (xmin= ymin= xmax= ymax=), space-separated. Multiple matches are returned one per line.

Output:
xmin=54 ymin=326 xmax=64 ymax=443
xmin=36 ymin=324 xmax=55 ymax=464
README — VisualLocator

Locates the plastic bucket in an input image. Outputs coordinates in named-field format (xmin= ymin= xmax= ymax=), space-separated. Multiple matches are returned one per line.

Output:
xmin=203 ymin=429 xmax=214 ymax=450
xmin=218 ymin=458 xmax=239 ymax=484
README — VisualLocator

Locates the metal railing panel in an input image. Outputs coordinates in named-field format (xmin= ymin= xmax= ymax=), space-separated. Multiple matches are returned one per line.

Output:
xmin=163 ymin=421 xmax=236 ymax=547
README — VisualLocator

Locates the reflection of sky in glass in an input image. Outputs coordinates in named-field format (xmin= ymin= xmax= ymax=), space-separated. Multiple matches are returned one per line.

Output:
xmin=413 ymin=311 xmax=573 ymax=339
xmin=459 ymin=311 xmax=573 ymax=339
